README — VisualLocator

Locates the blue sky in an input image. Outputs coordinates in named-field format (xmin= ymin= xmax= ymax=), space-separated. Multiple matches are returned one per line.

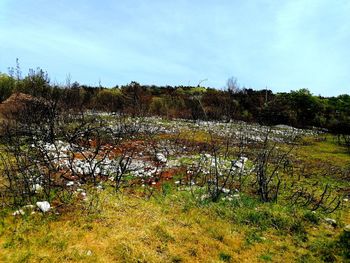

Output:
xmin=0 ymin=0 xmax=349 ymax=96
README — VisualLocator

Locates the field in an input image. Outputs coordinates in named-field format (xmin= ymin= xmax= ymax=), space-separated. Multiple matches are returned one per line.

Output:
xmin=0 ymin=114 xmax=349 ymax=262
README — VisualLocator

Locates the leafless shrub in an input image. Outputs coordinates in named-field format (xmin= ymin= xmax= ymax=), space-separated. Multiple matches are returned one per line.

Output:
xmin=289 ymin=183 xmax=343 ymax=213
xmin=184 ymin=129 xmax=249 ymax=202
xmin=251 ymin=129 xmax=295 ymax=202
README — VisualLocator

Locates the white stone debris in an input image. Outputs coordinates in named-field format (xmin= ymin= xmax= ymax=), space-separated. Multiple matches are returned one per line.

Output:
xmin=66 ymin=181 xmax=74 ymax=187
xmin=233 ymin=156 xmax=248 ymax=170
xmin=156 ymin=153 xmax=167 ymax=163
xmin=221 ymin=188 xmax=230 ymax=194
xmin=204 ymin=153 xmax=212 ymax=159
xmin=31 ymin=184 xmax=43 ymax=193
xmin=36 ymin=201 xmax=51 ymax=213
xmin=12 ymin=209 xmax=25 ymax=216
xmin=324 ymin=217 xmax=337 ymax=226
xmin=81 ymin=192 xmax=88 ymax=201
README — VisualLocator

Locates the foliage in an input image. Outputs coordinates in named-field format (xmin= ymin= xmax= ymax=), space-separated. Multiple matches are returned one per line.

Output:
xmin=1 ymin=64 xmax=350 ymax=135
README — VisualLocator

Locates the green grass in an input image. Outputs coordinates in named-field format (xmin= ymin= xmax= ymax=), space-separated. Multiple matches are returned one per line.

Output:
xmin=0 ymin=186 xmax=348 ymax=262
xmin=298 ymin=135 xmax=350 ymax=167
xmin=0 ymin=128 xmax=349 ymax=262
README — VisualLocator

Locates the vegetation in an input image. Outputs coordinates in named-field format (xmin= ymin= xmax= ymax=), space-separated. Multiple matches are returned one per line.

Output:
xmin=0 ymin=64 xmax=349 ymax=262
xmin=0 ymin=65 xmax=350 ymax=135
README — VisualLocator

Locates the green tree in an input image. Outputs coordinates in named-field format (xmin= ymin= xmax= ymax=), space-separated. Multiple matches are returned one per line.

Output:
xmin=0 ymin=73 xmax=15 ymax=102
xmin=19 ymin=68 xmax=51 ymax=98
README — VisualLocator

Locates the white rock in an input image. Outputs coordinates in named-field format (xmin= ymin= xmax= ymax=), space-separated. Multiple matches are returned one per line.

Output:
xmin=240 ymin=156 xmax=248 ymax=163
xmin=204 ymin=153 xmax=212 ymax=159
xmin=233 ymin=160 xmax=244 ymax=169
xmin=13 ymin=209 xmax=25 ymax=216
xmin=66 ymin=181 xmax=74 ymax=187
xmin=156 ymin=153 xmax=167 ymax=163
xmin=222 ymin=188 xmax=230 ymax=194
xmin=324 ymin=217 xmax=337 ymax=226
xmin=32 ymin=184 xmax=43 ymax=193
xmin=343 ymin=198 xmax=349 ymax=202
xmin=36 ymin=201 xmax=51 ymax=213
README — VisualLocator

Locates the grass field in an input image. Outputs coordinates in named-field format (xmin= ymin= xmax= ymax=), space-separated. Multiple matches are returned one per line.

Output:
xmin=0 ymin=118 xmax=349 ymax=262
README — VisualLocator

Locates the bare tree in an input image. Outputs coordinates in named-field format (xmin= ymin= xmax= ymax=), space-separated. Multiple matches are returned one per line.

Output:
xmin=253 ymin=128 xmax=295 ymax=202
xmin=226 ymin=76 xmax=240 ymax=94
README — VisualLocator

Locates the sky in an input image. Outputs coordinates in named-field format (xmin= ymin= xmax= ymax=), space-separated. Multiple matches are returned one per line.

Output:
xmin=0 ymin=0 xmax=349 ymax=96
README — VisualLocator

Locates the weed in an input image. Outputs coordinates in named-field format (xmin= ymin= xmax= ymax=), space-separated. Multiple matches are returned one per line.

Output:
xmin=153 ymin=225 xmax=174 ymax=243
xmin=259 ymin=253 xmax=273 ymax=261
xmin=171 ymin=255 xmax=183 ymax=262
xmin=219 ymin=252 xmax=232 ymax=262
xmin=338 ymin=229 xmax=350 ymax=259
xmin=303 ymin=211 xmax=320 ymax=225
xmin=245 ymin=230 xmax=264 ymax=245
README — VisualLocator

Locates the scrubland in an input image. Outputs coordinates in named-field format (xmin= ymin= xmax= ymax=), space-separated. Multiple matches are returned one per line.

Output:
xmin=0 ymin=115 xmax=349 ymax=262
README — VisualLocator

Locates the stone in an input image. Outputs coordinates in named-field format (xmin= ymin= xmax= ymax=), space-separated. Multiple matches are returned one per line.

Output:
xmin=66 ymin=181 xmax=74 ymax=187
xmin=156 ymin=153 xmax=167 ymax=163
xmin=204 ymin=153 xmax=212 ymax=159
xmin=240 ymin=156 xmax=248 ymax=163
xmin=12 ymin=209 xmax=25 ymax=216
xmin=324 ymin=217 xmax=337 ymax=227
xmin=233 ymin=160 xmax=244 ymax=169
xmin=32 ymin=184 xmax=43 ymax=193
xmin=221 ymin=188 xmax=230 ymax=194
xmin=36 ymin=201 xmax=51 ymax=213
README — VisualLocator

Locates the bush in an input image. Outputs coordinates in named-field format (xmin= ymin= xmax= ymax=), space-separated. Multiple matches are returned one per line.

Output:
xmin=219 ymin=252 xmax=232 ymax=262
xmin=338 ymin=229 xmax=350 ymax=259
xmin=303 ymin=211 xmax=319 ymax=225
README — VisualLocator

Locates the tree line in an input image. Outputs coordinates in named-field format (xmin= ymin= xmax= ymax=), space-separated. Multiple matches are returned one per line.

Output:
xmin=0 ymin=66 xmax=349 ymax=135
